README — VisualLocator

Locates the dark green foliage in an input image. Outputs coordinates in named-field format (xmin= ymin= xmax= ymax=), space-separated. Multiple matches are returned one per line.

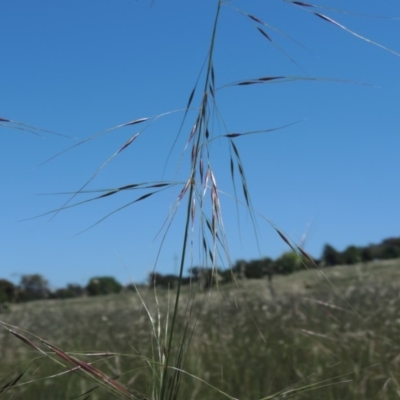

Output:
xmin=18 ymin=274 xmax=50 ymax=302
xmin=360 ymin=237 xmax=400 ymax=261
xmin=148 ymin=272 xmax=162 ymax=288
xmin=0 ymin=279 xmax=16 ymax=304
xmin=159 ymin=274 xmax=179 ymax=289
xmin=378 ymin=245 xmax=400 ymax=260
xmin=274 ymin=252 xmax=303 ymax=275
xmin=50 ymin=284 xmax=84 ymax=299
xmin=322 ymin=237 xmax=400 ymax=267
xmin=361 ymin=247 xmax=374 ymax=262
xmin=245 ymin=257 xmax=274 ymax=279
xmin=86 ymin=276 xmax=122 ymax=296
xmin=189 ymin=267 xmax=222 ymax=289
xmin=124 ymin=283 xmax=137 ymax=292
xmin=148 ymin=272 xmax=178 ymax=289
xmin=321 ymin=244 xmax=342 ymax=266
xmin=381 ymin=237 xmax=400 ymax=247
xmin=342 ymin=245 xmax=362 ymax=265
xmin=3 ymin=236 xmax=400 ymax=306
xmin=219 ymin=268 xmax=235 ymax=283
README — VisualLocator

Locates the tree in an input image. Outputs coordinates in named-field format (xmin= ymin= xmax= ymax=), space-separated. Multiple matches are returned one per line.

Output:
xmin=382 ymin=237 xmax=400 ymax=248
xmin=51 ymin=284 xmax=84 ymax=299
xmin=148 ymin=272 xmax=163 ymax=289
xmin=321 ymin=244 xmax=342 ymax=267
xmin=231 ymin=260 xmax=247 ymax=280
xmin=189 ymin=267 xmax=222 ymax=289
xmin=0 ymin=279 xmax=16 ymax=303
xmin=379 ymin=245 xmax=400 ymax=260
xmin=148 ymin=272 xmax=179 ymax=289
xmin=361 ymin=247 xmax=374 ymax=262
xmin=18 ymin=274 xmax=50 ymax=301
xmin=86 ymin=277 xmax=122 ymax=296
xmin=124 ymin=283 xmax=137 ymax=292
xmin=274 ymin=252 xmax=303 ymax=275
xmin=244 ymin=259 xmax=266 ymax=279
xmin=342 ymin=245 xmax=361 ymax=265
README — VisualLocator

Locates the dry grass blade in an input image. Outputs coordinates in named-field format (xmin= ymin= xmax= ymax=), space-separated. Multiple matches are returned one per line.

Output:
xmin=282 ymin=380 xmax=353 ymax=399
xmin=0 ymin=370 xmax=27 ymax=394
xmin=122 ymin=117 xmax=149 ymax=127
xmin=38 ymin=339 xmax=134 ymax=398
xmin=257 ymin=27 xmax=271 ymax=41
xmin=186 ymin=87 xmax=196 ymax=110
xmin=261 ymin=368 xmax=362 ymax=400
xmin=272 ymin=225 xmax=366 ymax=321
xmin=221 ymin=75 xmax=371 ymax=89
xmin=313 ymin=12 xmax=400 ymax=57
xmin=229 ymin=141 xmax=249 ymax=207
xmin=256 ymin=26 xmax=306 ymax=72
xmin=37 ymin=182 xmax=173 ymax=196
xmin=232 ymin=6 xmax=313 ymax=54
xmin=167 ymin=366 xmax=237 ymax=400
xmin=37 ymin=116 xmax=149 ymax=167
xmin=0 ymin=117 xmax=74 ymax=138
xmin=228 ymin=139 xmax=261 ymax=256
xmin=222 ymin=120 xmax=301 ymax=139
xmin=47 ymin=132 xmax=145 ymax=221
xmin=0 ymin=123 xmax=44 ymax=138
xmin=71 ymin=189 xmax=166 ymax=237
xmin=275 ymin=224 xmax=328 ymax=268
xmin=27 ymin=181 xmax=181 ymax=245
xmin=37 ymin=109 xmax=187 ymax=169
xmin=178 ymin=178 xmax=193 ymax=202
xmin=276 ymin=227 xmax=297 ymax=251
xmin=288 ymin=0 xmax=400 ymax=19
xmin=185 ymin=120 xmax=199 ymax=151
xmin=247 ymin=14 xmax=264 ymax=24
xmin=296 ymin=244 xmax=319 ymax=268
xmin=8 ymin=329 xmax=47 ymax=357
xmin=162 ymin=94 xmax=199 ymax=177
xmin=47 ymin=108 xmax=191 ymax=222
xmin=291 ymin=1 xmax=313 ymax=7
xmin=21 ymin=182 xmax=175 ymax=225
xmin=303 ymin=298 xmax=353 ymax=313
xmin=117 ymin=133 xmax=140 ymax=154
xmin=211 ymin=65 xmax=215 ymax=88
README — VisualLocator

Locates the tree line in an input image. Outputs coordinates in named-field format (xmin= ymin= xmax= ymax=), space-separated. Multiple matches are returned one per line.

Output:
xmin=0 ymin=276 xmax=126 ymax=307
xmin=1 ymin=236 xmax=399 ymax=307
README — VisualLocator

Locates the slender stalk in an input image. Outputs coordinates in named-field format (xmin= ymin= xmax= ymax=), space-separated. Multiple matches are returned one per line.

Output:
xmin=159 ymin=2 xmax=222 ymax=399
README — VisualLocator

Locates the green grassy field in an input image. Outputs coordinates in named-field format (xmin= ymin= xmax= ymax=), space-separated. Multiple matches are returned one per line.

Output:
xmin=1 ymin=259 xmax=400 ymax=399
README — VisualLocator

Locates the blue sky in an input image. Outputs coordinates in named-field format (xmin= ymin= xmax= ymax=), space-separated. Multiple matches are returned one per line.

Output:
xmin=1 ymin=1 xmax=399 ymax=289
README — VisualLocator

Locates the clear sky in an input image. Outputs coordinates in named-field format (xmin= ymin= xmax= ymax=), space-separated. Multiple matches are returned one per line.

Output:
xmin=1 ymin=1 xmax=399 ymax=289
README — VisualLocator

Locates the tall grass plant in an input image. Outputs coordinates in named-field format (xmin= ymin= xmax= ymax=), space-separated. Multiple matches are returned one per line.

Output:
xmin=1 ymin=1 xmax=399 ymax=399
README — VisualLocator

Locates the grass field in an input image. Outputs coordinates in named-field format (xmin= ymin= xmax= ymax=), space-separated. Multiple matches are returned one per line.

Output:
xmin=1 ymin=259 xmax=400 ymax=399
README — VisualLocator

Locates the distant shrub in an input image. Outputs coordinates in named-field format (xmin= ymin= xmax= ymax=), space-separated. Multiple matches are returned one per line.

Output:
xmin=188 ymin=267 xmax=223 ymax=289
xmin=244 ymin=258 xmax=274 ymax=279
xmin=379 ymin=245 xmax=400 ymax=260
xmin=274 ymin=252 xmax=304 ymax=275
xmin=86 ymin=276 xmax=122 ymax=296
xmin=321 ymin=244 xmax=342 ymax=267
xmin=124 ymin=283 xmax=137 ymax=292
xmin=0 ymin=279 xmax=16 ymax=303
xmin=361 ymin=247 xmax=374 ymax=262
xmin=50 ymin=284 xmax=85 ymax=299
xmin=18 ymin=274 xmax=50 ymax=302
xmin=342 ymin=245 xmax=362 ymax=265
